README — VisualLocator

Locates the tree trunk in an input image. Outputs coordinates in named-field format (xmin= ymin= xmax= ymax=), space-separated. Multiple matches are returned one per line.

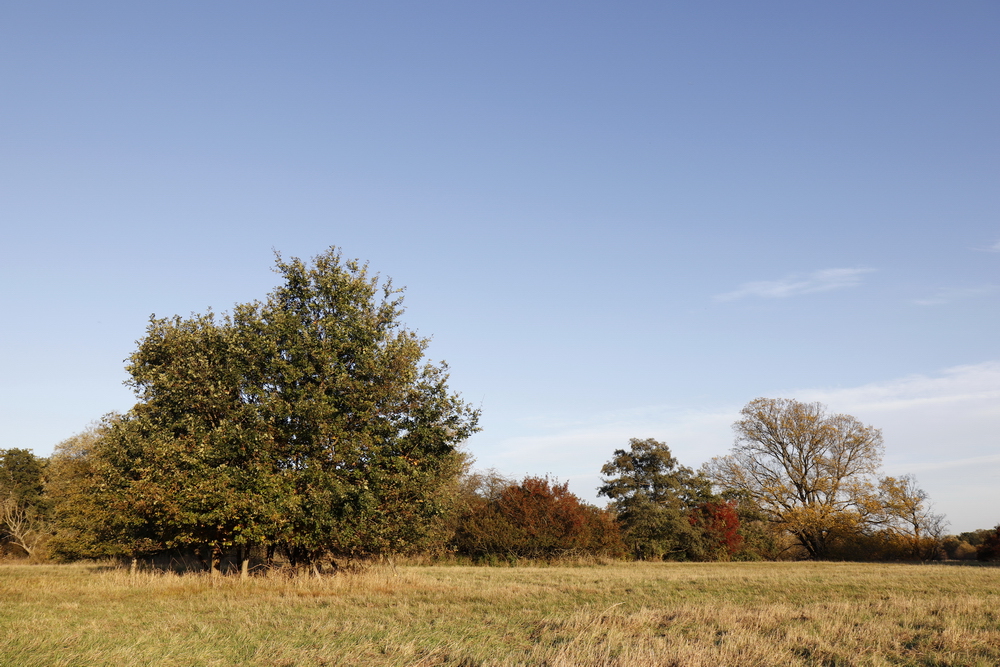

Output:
xmin=240 ymin=545 xmax=250 ymax=580
xmin=210 ymin=545 xmax=222 ymax=577
xmin=130 ymin=556 xmax=138 ymax=575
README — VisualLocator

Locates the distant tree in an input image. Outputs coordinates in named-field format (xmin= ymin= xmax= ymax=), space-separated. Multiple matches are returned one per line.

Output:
xmin=0 ymin=449 xmax=49 ymax=558
xmin=705 ymin=399 xmax=885 ymax=559
xmin=0 ymin=496 xmax=49 ymax=558
xmin=46 ymin=423 xmax=124 ymax=561
xmin=451 ymin=471 xmax=521 ymax=558
xmin=706 ymin=398 xmax=947 ymax=561
xmin=958 ymin=529 xmax=994 ymax=547
xmin=714 ymin=489 xmax=784 ymax=560
xmin=0 ymin=449 xmax=44 ymax=501
xmin=977 ymin=526 xmax=1000 ymax=562
xmin=688 ymin=500 xmax=743 ymax=560
xmin=941 ymin=536 xmax=978 ymax=560
xmin=599 ymin=438 xmax=714 ymax=560
xmin=873 ymin=475 xmax=946 ymax=560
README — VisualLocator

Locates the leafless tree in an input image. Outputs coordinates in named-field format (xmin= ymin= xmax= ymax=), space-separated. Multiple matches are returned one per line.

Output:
xmin=1 ymin=494 xmax=49 ymax=557
xmin=705 ymin=398 xmax=885 ymax=559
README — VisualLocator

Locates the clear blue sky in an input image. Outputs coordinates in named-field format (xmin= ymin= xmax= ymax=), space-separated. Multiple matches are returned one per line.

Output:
xmin=2 ymin=2 xmax=997 ymax=532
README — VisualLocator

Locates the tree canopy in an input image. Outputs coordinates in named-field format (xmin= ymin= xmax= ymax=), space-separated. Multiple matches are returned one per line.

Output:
xmin=705 ymin=398 xmax=942 ymax=560
xmin=598 ymin=438 xmax=718 ymax=560
xmin=93 ymin=248 xmax=480 ymax=572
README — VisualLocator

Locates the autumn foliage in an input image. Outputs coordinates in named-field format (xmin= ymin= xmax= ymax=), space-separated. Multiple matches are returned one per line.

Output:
xmin=689 ymin=501 xmax=743 ymax=559
xmin=977 ymin=525 xmax=1000 ymax=562
xmin=453 ymin=475 xmax=624 ymax=560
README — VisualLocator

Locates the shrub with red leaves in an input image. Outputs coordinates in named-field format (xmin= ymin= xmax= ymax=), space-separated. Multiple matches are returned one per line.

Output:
xmin=453 ymin=476 xmax=624 ymax=559
xmin=689 ymin=500 xmax=743 ymax=559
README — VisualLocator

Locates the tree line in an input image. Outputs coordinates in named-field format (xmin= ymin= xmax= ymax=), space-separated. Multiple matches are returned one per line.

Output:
xmin=2 ymin=248 xmax=996 ymax=571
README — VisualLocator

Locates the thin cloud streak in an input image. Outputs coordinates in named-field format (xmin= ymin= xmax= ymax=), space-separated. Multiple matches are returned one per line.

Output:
xmin=912 ymin=285 xmax=999 ymax=306
xmin=715 ymin=268 xmax=874 ymax=301
xmin=795 ymin=361 xmax=1000 ymax=414
xmin=903 ymin=453 xmax=1000 ymax=474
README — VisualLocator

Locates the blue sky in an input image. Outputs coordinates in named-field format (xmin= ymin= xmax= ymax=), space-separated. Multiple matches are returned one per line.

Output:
xmin=2 ymin=2 xmax=997 ymax=532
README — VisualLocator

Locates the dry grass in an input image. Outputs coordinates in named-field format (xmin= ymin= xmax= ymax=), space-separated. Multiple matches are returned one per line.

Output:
xmin=1 ymin=560 xmax=998 ymax=666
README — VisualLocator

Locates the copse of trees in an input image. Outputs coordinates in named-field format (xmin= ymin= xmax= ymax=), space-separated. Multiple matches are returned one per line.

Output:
xmin=25 ymin=404 xmax=964 ymax=567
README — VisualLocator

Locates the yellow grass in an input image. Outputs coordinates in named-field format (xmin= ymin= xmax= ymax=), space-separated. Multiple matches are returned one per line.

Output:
xmin=1 ymin=560 xmax=998 ymax=666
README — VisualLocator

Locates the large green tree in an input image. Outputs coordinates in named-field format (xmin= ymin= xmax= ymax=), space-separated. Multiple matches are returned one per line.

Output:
xmin=96 ymin=248 xmax=480 ymax=573
xmin=598 ymin=438 xmax=715 ymax=560
xmin=243 ymin=251 xmax=479 ymax=564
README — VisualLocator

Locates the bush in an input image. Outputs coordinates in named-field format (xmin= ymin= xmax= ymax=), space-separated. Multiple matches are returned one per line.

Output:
xmin=942 ymin=536 xmax=978 ymax=560
xmin=453 ymin=475 xmax=625 ymax=560
xmin=977 ymin=526 xmax=1000 ymax=562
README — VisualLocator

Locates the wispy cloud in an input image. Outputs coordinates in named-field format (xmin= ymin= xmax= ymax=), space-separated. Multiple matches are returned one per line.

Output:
xmin=715 ymin=268 xmax=874 ymax=301
xmin=903 ymin=453 xmax=1000 ymax=474
xmin=912 ymin=285 xmax=999 ymax=306
xmin=795 ymin=361 xmax=1000 ymax=416
xmin=990 ymin=240 xmax=1000 ymax=252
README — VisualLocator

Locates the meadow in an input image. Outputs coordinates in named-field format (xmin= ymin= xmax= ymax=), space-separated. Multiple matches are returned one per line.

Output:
xmin=1 ymin=560 xmax=998 ymax=666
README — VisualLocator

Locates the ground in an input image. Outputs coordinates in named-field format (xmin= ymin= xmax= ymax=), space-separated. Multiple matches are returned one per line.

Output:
xmin=1 ymin=560 xmax=998 ymax=666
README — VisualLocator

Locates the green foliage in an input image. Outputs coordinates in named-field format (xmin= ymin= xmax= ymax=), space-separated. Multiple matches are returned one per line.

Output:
xmin=45 ymin=423 xmax=125 ymax=561
xmin=0 ymin=449 xmax=49 ymax=558
xmin=598 ymin=438 xmax=716 ymax=560
xmin=91 ymin=247 xmax=480 ymax=569
xmin=95 ymin=312 xmax=282 ymax=566
xmin=0 ymin=449 xmax=46 ymax=507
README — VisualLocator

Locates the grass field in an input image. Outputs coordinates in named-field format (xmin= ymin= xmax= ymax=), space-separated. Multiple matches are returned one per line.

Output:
xmin=1 ymin=560 xmax=998 ymax=666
